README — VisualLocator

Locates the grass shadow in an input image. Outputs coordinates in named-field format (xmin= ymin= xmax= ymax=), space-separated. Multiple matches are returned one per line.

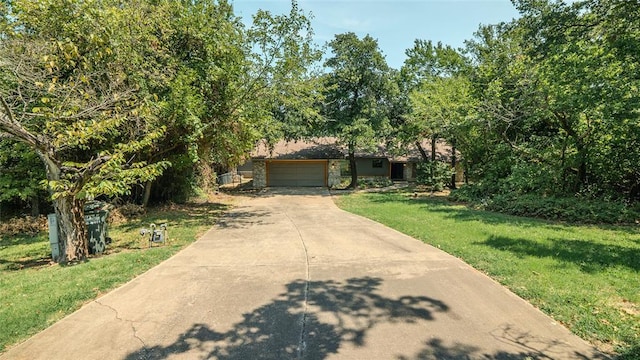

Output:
xmin=114 ymin=202 xmax=231 ymax=233
xmin=367 ymin=192 xmax=639 ymax=273
xmin=480 ymin=235 xmax=640 ymax=273
xmin=0 ymin=257 xmax=52 ymax=271
xmin=0 ymin=233 xmax=51 ymax=271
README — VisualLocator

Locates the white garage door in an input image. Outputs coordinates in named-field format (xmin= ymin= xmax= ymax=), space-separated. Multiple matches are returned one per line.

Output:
xmin=268 ymin=161 xmax=326 ymax=187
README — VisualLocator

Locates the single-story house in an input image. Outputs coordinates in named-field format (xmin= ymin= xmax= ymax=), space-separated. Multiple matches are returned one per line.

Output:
xmin=238 ymin=137 xmax=455 ymax=188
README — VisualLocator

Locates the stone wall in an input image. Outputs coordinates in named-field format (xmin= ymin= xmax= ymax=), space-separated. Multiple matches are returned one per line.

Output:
xmin=404 ymin=163 xmax=415 ymax=181
xmin=328 ymin=160 xmax=342 ymax=188
xmin=253 ymin=160 xmax=266 ymax=188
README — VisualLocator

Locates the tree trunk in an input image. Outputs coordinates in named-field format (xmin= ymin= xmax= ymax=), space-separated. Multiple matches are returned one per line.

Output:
xmin=142 ymin=180 xmax=153 ymax=208
xmin=576 ymin=140 xmax=588 ymax=187
xmin=450 ymin=138 xmax=457 ymax=190
xmin=430 ymin=134 xmax=437 ymax=183
xmin=561 ymin=135 xmax=568 ymax=192
xmin=30 ymin=197 xmax=40 ymax=217
xmin=431 ymin=135 xmax=437 ymax=163
xmin=38 ymin=151 xmax=88 ymax=263
xmin=348 ymin=145 xmax=358 ymax=189
xmin=415 ymin=141 xmax=429 ymax=162
xmin=53 ymin=195 xmax=88 ymax=263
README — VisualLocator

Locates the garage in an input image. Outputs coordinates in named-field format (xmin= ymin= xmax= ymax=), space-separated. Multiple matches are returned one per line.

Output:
xmin=267 ymin=160 xmax=327 ymax=187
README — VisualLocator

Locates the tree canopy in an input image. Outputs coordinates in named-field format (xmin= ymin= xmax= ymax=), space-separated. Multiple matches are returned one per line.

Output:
xmin=2 ymin=0 xmax=640 ymax=262
xmin=321 ymin=32 xmax=395 ymax=188
xmin=0 ymin=0 xmax=320 ymax=262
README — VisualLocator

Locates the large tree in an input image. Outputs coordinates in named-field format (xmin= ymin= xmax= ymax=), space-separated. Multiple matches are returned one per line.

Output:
xmin=137 ymin=0 xmax=322 ymax=203
xmin=0 ymin=0 xmax=323 ymax=262
xmin=0 ymin=0 xmax=167 ymax=262
xmin=399 ymin=39 xmax=470 ymax=166
xmin=513 ymin=0 xmax=640 ymax=196
xmin=322 ymin=32 xmax=395 ymax=188
xmin=453 ymin=0 xmax=640 ymax=200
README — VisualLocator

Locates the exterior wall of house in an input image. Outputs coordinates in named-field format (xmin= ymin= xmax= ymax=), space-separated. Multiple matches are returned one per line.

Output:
xmin=253 ymin=159 xmax=266 ymax=188
xmin=328 ymin=159 xmax=341 ymax=187
xmin=356 ymin=158 xmax=389 ymax=177
xmin=404 ymin=163 xmax=415 ymax=181
xmin=237 ymin=160 xmax=253 ymax=178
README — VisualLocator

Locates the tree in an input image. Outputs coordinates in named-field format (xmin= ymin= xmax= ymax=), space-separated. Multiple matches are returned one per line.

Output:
xmin=512 ymin=0 xmax=640 ymax=197
xmin=398 ymin=40 xmax=471 ymax=187
xmin=322 ymin=33 xmax=394 ymax=188
xmin=408 ymin=76 xmax=475 ymax=187
xmin=453 ymin=0 xmax=640 ymax=200
xmin=135 ymin=0 xmax=322 ymax=204
xmin=0 ymin=138 xmax=47 ymax=216
xmin=0 ymin=0 xmax=325 ymax=263
xmin=0 ymin=0 xmax=166 ymax=262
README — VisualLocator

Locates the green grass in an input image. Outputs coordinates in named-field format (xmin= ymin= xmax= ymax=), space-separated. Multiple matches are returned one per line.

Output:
xmin=0 ymin=197 xmax=234 ymax=353
xmin=334 ymin=190 xmax=640 ymax=359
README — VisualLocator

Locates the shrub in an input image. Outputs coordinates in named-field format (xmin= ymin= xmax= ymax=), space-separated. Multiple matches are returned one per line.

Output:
xmin=112 ymin=204 xmax=146 ymax=221
xmin=450 ymin=186 xmax=640 ymax=224
xmin=0 ymin=216 xmax=47 ymax=236
xmin=416 ymin=161 xmax=452 ymax=191
xmin=357 ymin=177 xmax=393 ymax=189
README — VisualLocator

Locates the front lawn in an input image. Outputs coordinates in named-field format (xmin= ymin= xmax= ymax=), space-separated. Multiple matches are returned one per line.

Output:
xmin=334 ymin=190 xmax=640 ymax=359
xmin=0 ymin=195 xmax=235 ymax=353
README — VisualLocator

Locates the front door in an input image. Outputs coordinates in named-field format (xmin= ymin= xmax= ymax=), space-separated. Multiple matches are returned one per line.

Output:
xmin=390 ymin=163 xmax=404 ymax=180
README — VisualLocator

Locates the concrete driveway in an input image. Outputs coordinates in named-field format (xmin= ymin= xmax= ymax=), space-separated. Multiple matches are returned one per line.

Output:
xmin=1 ymin=188 xmax=609 ymax=359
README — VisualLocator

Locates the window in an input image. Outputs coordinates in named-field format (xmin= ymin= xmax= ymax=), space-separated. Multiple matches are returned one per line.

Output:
xmin=372 ymin=159 xmax=383 ymax=168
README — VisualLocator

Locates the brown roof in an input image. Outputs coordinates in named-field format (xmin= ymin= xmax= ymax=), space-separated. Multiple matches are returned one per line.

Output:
xmin=252 ymin=138 xmax=344 ymax=159
xmin=251 ymin=137 xmax=454 ymax=162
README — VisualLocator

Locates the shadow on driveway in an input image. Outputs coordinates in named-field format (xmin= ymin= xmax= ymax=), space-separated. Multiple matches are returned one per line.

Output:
xmin=124 ymin=277 xmax=446 ymax=359
xmin=123 ymin=276 xmax=606 ymax=360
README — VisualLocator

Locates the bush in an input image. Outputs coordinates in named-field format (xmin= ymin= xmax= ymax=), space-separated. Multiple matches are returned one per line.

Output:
xmin=357 ymin=177 xmax=393 ymax=189
xmin=117 ymin=204 xmax=145 ymax=217
xmin=0 ymin=216 xmax=47 ymax=236
xmin=450 ymin=186 xmax=640 ymax=224
xmin=416 ymin=161 xmax=452 ymax=191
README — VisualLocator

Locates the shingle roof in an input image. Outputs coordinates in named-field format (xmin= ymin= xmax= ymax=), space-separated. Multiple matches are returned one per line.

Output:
xmin=251 ymin=137 xmax=454 ymax=162
xmin=252 ymin=138 xmax=344 ymax=159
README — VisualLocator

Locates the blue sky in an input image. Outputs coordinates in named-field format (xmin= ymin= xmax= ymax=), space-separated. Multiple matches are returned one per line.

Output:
xmin=231 ymin=0 xmax=522 ymax=69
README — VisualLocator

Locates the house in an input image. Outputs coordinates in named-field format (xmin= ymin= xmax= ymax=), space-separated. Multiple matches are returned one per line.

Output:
xmin=239 ymin=137 xmax=455 ymax=188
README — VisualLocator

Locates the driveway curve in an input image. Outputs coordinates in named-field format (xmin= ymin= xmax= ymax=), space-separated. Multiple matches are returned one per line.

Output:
xmin=1 ymin=188 xmax=609 ymax=359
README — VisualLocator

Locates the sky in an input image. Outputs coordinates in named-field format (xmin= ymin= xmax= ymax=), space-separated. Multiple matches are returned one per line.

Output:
xmin=231 ymin=0 xmax=522 ymax=69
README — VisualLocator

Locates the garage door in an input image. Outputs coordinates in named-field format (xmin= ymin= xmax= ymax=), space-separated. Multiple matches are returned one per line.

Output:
xmin=268 ymin=161 xmax=326 ymax=187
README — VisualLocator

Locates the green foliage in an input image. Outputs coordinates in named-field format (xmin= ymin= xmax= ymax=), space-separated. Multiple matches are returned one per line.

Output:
xmin=457 ymin=0 xmax=640 ymax=202
xmin=399 ymin=0 xmax=640 ymax=212
xmin=0 ymin=139 xmax=47 ymax=205
xmin=322 ymin=33 xmax=393 ymax=140
xmin=356 ymin=177 xmax=393 ymax=190
xmin=321 ymin=32 xmax=395 ymax=187
xmin=415 ymin=161 xmax=451 ymax=191
xmin=1 ymin=0 xmax=322 ymax=251
xmin=450 ymin=186 xmax=640 ymax=225
xmin=0 ymin=0 xmax=169 ymax=200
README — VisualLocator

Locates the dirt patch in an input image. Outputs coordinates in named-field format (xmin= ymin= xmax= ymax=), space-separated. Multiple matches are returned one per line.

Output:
xmin=613 ymin=298 xmax=640 ymax=316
